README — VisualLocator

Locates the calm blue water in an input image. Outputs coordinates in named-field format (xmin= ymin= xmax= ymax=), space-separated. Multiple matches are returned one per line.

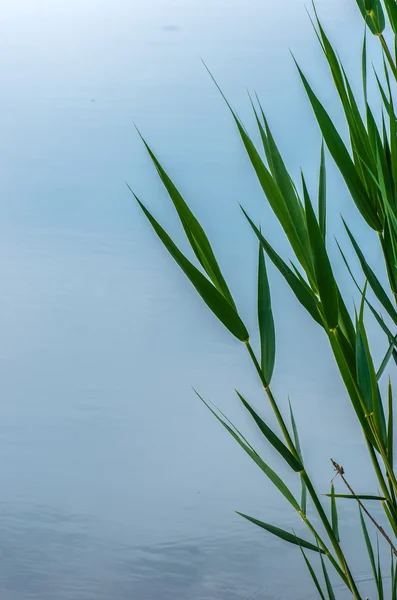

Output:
xmin=0 ymin=0 xmax=390 ymax=598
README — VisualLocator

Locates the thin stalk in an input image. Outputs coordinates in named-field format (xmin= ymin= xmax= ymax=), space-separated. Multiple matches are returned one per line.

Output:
xmin=245 ymin=341 xmax=298 ymax=458
xmin=303 ymin=473 xmax=363 ymax=600
xmin=331 ymin=459 xmax=397 ymax=556
xmin=245 ymin=341 xmax=363 ymax=599
xmin=379 ymin=34 xmax=397 ymax=81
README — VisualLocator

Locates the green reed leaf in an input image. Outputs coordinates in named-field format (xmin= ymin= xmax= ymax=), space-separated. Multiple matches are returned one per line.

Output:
xmin=236 ymin=512 xmax=324 ymax=553
xmin=344 ymin=220 xmax=397 ymax=326
xmin=258 ymin=244 xmax=275 ymax=384
xmin=384 ymin=0 xmax=397 ymax=34
xmin=318 ymin=141 xmax=327 ymax=241
xmin=133 ymin=193 xmax=249 ymax=341
xmin=237 ymin=391 xmax=303 ymax=472
xmin=288 ymin=398 xmax=307 ymax=513
xmin=330 ymin=483 xmax=340 ymax=542
xmin=324 ymin=494 xmax=386 ymax=501
xmin=137 ymin=134 xmax=235 ymax=307
xmin=388 ymin=378 xmax=394 ymax=470
xmin=295 ymin=61 xmax=381 ymax=230
xmin=196 ymin=392 xmax=300 ymax=510
xmin=377 ymin=338 xmax=396 ymax=381
xmin=360 ymin=507 xmax=378 ymax=585
xmin=299 ymin=546 xmax=326 ymax=600
xmin=319 ymin=549 xmax=336 ymax=600
xmin=302 ymin=173 xmax=338 ymax=329
xmin=242 ymin=209 xmax=322 ymax=325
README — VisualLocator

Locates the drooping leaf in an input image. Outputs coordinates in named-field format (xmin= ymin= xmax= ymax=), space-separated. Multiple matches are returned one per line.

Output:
xmin=236 ymin=391 xmax=303 ymax=472
xmin=236 ymin=512 xmax=324 ymax=553
xmin=359 ymin=507 xmax=378 ymax=586
xmin=330 ymin=483 xmax=340 ymax=542
xmin=289 ymin=398 xmax=307 ymax=513
xmin=344 ymin=219 xmax=397 ymax=326
xmin=324 ymin=494 xmax=386 ymax=501
xmin=295 ymin=61 xmax=381 ymax=230
xmin=319 ymin=549 xmax=336 ymax=600
xmin=388 ymin=378 xmax=394 ymax=470
xmin=132 ymin=193 xmax=249 ymax=341
xmin=302 ymin=173 xmax=338 ymax=329
xmin=242 ymin=209 xmax=323 ymax=325
xmin=257 ymin=244 xmax=275 ymax=384
xmin=299 ymin=546 xmax=326 ymax=600
xmin=136 ymin=134 xmax=235 ymax=307
xmin=318 ymin=141 xmax=327 ymax=241
xmin=196 ymin=391 xmax=300 ymax=510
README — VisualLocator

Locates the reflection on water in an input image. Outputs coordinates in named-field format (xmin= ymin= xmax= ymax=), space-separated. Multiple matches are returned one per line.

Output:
xmin=0 ymin=503 xmax=322 ymax=600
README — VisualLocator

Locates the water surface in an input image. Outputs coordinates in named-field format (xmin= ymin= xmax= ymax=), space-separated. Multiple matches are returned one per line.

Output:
xmin=0 ymin=0 xmax=387 ymax=598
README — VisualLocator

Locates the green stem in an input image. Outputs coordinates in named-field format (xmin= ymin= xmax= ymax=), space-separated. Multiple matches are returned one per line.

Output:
xmin=245 ymin=341 xmax=298 ymax=458
xmin=245 ymin=341 xmax=362 ymax=599
xmin=302 ymin=474 xmax=363 ymax=600
xmin=379 ymin=34 xmax=397 ymax=81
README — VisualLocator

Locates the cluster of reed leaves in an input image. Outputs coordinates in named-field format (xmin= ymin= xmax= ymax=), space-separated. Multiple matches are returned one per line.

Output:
xmin=131 ymin=1 xmax=397 ymax=598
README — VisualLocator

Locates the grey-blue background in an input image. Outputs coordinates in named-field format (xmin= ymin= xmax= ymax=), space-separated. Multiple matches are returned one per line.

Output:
xmin=0 ymin=0 xmax=390 ymax=598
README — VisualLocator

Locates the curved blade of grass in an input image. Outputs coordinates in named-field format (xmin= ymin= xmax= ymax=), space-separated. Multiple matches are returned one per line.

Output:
xmin=258 ymin=243 xmax=275 ymax=384
xmin=251 ymin=96 xmax=313 ymax=274
xmin=242 ymin=208 xmax=322 ymax=325
xmin=196 ymin=391 xmax=300 ymax=510
xmin=236 ymin=512 xmax=324 ymax=553
xmin=388 ymin=378 xmax=394 ymax=469
xmin=319 ymin=549 xmax=336 ymax=600
xmin=302 ymin=173 xmax=338 ymax=329
xmin=132 ymin=193 xmax=249 ymax=341
xmin=324 ymin=494 xmax=386 ymax=501
xmin=318 ymin=141 xmax=327 ymax=240
xmin=356 ymin=292 xmax=387 ymax=442
xmin=236 ymin=391 xmax=303 ymax=472
xmin=330 ymin=483 xmax=340 ymax=542
xmin=295 ymin=61 xmax=381 ymax=230
xmin=204 ymin=66 xmax=314 ymax=276
xmin=329 ymin=330 xmax=379 ymax=449
xmin=377 ymin=537 xmax=384 ymax=600
xmin=377 ymin=338 xmax=396 ymax=381
xmin=136 ymin=134 xmax=235 ymax=307
xmin=299 ymin=546 xmax=326 ymax=600
xmin=384 ymin=0 xmax=397 ymax=34
xmin=343 ymin=219 xmax=397 ymax=326
xmin=360 ymin=506 xmax=378 ymax=586
xmin=289 ymin=398 xmax=307 ymax=513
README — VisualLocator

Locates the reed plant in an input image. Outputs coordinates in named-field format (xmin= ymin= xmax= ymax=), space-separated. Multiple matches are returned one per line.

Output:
xmin=130 ymin=1 xmax=397 ymax=597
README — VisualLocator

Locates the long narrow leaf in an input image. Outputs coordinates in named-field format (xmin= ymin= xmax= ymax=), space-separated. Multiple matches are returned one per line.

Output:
xmin=318 ymin=141 xmax=327 ymax=240
xmin=242 ymin=209 xmax=323 ymax=325
xmin=330 ymin=483 xmax=340 ymax=542
xmin=295 ymin=61 xmax=381 ymax=230
xmin=302 ymin=173 xmax=338 ymax=329
xmin=344 ymin=219 xmax=397 ymax=326
xmin=133 ymin=193 xmax=249 ymax=341
xmin=136 ymin=135 xmax=235 ymax=306
xmin=299 ymin=546 xmax=326 ymax=600
xmin=289 ymin=398 xmax=307 ymax=513
xmin=258 ymin=244 xmax=275 ymax=384
xmin=236 ymin=391 xmax=303 ymax=472
xmin=319 ymin=550 xmax=336 ymax=600
xmin=236 ymin=512 xmax=324 ymax=553
xmin=196 ymin=392 xmax=300 ymax=510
